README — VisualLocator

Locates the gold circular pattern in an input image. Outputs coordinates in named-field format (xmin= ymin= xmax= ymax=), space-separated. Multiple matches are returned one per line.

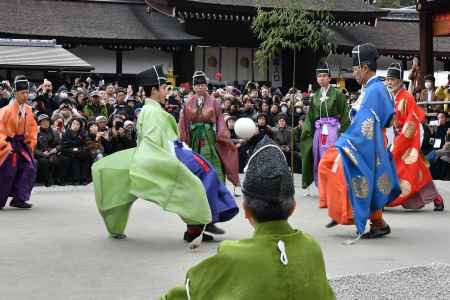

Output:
xmin=400 ymin=179 xmax=412 ymax=197
xmin=401 ymin=147 xmax=418 ymax=165
xmin=352 ymin=176 xmax=369 ymax=199
xmin=377 ymin=172 xmax=392 ymax=196
xmin=397 ymin=99 xmax=406 ymax=114
xmin=402 ymin=121 xmax=416 ymax=139
xmin=361 ymin=118 xmax=375 ymax=140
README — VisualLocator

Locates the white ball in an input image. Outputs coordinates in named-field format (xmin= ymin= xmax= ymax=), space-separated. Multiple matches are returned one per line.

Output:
xmin=234 ymin=117 xmax=257 ymax=140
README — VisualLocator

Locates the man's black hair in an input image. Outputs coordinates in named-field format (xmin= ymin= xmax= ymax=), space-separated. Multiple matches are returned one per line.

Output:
xmin=362 ymin=62 xmax=377 ymax=73
xmin=142 ymin=84 xmax=160 ymax=97
xmin=243 ymin=195 xmax=294 ymax=223
xmin=438 ymin=111 xmax=449 ymax=119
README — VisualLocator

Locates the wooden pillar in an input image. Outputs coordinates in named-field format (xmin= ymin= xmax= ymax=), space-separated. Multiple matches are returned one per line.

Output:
xmin=202 ymin=47 xmax=206 ymax=72
xmin=251 ymin=48 xmax=255 ymax=82
xmin=419 ymin=11 xmax=433 ymax=86
xmin=219 ymin=47 xmax=223 ymax=75
xmin=116 ymin=50 xmax=123 ymax=75
xmin=235 ymin=48 xmax=239 ymax=85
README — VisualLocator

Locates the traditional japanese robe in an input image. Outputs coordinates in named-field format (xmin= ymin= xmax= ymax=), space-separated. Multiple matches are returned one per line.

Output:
xmin=159 ymin=221 xmax=336 ymax=300
xmin=388 ymin=88 xmax=441 ymax=209
xmin=92 ymin=98 xmax=212 ymax=236
xmin=179 ymin=94 xmax=239 ymax=186
xmin=300 ymin=86 xmax=349 ymax=190
xmin=318 ymin=77 xmax=401 ymax=235
xmin=0 ymin=100 xmax=38 ymax=206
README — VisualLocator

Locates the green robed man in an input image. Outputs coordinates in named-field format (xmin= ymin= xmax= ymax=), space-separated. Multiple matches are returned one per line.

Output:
xmin=159 ymin=130 xmax=336 ymax=300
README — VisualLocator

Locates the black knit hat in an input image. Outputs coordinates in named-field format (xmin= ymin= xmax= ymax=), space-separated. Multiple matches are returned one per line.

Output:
xmin=242 ymin=138 xmax=295 ymax=202
xmin=386 ymin=63 xmax=402 ymax=80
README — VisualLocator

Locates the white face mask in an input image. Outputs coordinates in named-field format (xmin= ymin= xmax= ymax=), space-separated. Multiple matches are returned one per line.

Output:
xmin=281 ymin=106 xmax=288 ymax=113
xmin=425 ymin=82 xmax=433 ymax=89
xmin=295 ymin=108 xmax=302 ymax=113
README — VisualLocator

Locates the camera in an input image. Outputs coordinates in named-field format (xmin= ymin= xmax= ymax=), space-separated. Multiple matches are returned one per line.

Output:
xmin=115 ymin=121 xmax=123 ymax=130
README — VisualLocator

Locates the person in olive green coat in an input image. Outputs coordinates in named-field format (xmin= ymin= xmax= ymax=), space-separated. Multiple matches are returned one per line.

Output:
xmin=159 ymin=132 xmax=336 ymax=300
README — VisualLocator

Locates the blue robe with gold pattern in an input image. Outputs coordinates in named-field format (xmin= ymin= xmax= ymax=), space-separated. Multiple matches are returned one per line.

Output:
xmin=335 ymin=76 xmax=401 ymax=234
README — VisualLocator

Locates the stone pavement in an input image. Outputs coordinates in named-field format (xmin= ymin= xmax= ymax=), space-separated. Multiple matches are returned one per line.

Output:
xmin=1 ymin=176 xmax=449 ymax=300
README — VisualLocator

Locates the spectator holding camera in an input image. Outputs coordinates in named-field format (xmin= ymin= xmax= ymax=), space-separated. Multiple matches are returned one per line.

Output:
xmin=125 ymin=97 xmax=138 ymax=120
xmin=105 ymin=83 xmax=116 ymax=105
xmin=109 ymin=114 xmax=136 ymax=153
xmin=51 ymin=98 xmax=81 ymax=127
xmin=35 ymin=114 xmax=63 ymax=186
xmin=86 ymin=122 xmax=108 ymax=162
xmin=124 ymin=120 xmax=137 ymax=144
xmin=61 ymin=118 xmax=90 ymax=185
xmin=112 ymin=88 xmax=128 ymax=115
xmin=51 ymin=113 xmax=66 ymax=139
xmin=38 ymin=79 xmax=59 ymax=112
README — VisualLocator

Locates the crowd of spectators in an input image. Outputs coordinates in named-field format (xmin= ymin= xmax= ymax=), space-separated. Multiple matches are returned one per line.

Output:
xmin=0 ymin=72 xmax=449 ymax=187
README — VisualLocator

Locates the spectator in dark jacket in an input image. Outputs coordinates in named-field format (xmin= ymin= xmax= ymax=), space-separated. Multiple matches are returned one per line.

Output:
xmin=256 ymin=113 xmax=272 ymax=138
xmin=0 ymin=81 xmax=11 ymax=108
xmin=240 ymin=95 xmax=257 ymax=119
xmin=272 ymin=114 xmax=292 ymax=166
xmin=109 ymin=114 xmax=136 ymax=154
xmin=39 ymin=79 xmax=60 ymax=112
xmin=61 ymin=118 xmax=90 ymax=185
xmin=112 ymin=88 xmax=128 ymax=116
xmin=430 ymin=112 xmax=450 ymax=180
xmin=268 ymin=104 xmax=280 ymax=127
xmin=86 ymin=121 xmax=108 ymax=163
xmin=35 ymin=114 xmax=63 ymax=186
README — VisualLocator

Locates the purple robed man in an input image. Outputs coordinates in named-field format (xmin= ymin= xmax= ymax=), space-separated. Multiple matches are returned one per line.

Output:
xmin=0 ymin=75 xmax=38 ymax=210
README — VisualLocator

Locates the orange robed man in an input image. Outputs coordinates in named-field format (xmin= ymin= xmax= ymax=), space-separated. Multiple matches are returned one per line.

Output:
xmin=0 ymin=75 xmax=38 ymax=210
xmin=385 ymin=63 xmax=444 ymax=211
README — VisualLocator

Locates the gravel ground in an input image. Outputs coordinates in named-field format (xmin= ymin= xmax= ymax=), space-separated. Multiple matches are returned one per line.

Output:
xmin=331 ymin=263 xmax=450 ymax=300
